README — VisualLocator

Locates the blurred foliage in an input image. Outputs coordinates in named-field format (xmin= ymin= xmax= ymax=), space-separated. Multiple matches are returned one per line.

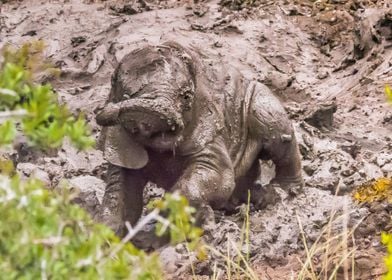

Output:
xmin=352 ymin=177 xmax=392 ymax=203
xmin=0 ymin=41 xmax=203 ymax=279
xmin=382 ymin=233 xmax=392 ymax=280
xmin=0 ymin=41 xmax=94 ymax=149
xmin=0 ymin=173 xmax=162 ymax=279
xmin=386 ymin=85 xmax=392 ymax=104
xmin=382 ymin=86 xmax=392 ymax=280
xmin=149 ymin=192 xmax=205 ymax=256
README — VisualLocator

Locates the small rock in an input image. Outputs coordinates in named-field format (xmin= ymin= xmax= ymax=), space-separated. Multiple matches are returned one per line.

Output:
xmin=304 ymin=101 xmax=337 ymax=130
xmin=67 ymin=84 xmax=91 ymax=95
xmin=58 ymin=143 xmax=105 ymax=175
xmin=369 ymin=202 xmax=387 ymax=213
xmin=87 ymin=45 xmax=106 ymax=74
xmin=329 ymin=162 xmax=341 ymax=172
xmin=303 ymin=164 xmax=317 ymax=176
xmin=317 ymin=70 xmax=329 ymax=79
xmin=192 ymin=4 xmax=208 ymax=17
xmin=190 ymin=23 xmax=207 ymax=31
xmin=110 ymin=4 xmax=138 ymax=15
xmin=375 ymin=152 xmax=392 ymax=167
xmin=340 ymin=141 xmax=361 ymax=158
xmin=159 ymin=246 xmax=181 ymax=274
xmin=17 ymin=162 xmax=51 ymax=186
xmin=302 ymin=133 xmax=314 ymax=148
xmin=132 ymin=221 xmax=169 ymax=250
xmin=175 ymin=243 xmax=186 ymax=253
xmin=381 ymin=163 xmax=392 ymax=176
xmin=71 ymin=36 xmax=86 ymax=47
xmin=265 ymin=72 xmax=293 ymax=91
xmin=213 ymin=41 xmax=223 ymax=48
xmin=307 ymin=176 xmax=339 ymax=193
xmin=341 ymin=167 xmax=356 ymax=177
xmin=34 ymin=169 xmax=51 ymax=186
xmin=362 ymin=162 xmax=383 ymax=180
xmin=70 ymin=175 xmax=105 ymax=204
xmin=342 ymin=172 xmax=362 ymax=189
xmin=222 ymin=25 xmax=243 ymax=34
xmin=348 ymin=104 xmax=358 ymax=112
xmin=17 ymin=162 xmax=37 ymax=176
xmin=383 ymin=113 xmax=392 ymax=124
xmin=69 ymin=175 xmax=105 ymax=216
xmin=22 ymin=30 xmax=37 ymax=37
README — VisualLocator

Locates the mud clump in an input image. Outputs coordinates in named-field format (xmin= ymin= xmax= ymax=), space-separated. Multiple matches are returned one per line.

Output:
xmin=304 ymin=101 xmax=338 ymax=130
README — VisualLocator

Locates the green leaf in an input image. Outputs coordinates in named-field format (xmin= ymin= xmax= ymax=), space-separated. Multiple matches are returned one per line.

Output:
xmin=66 ymin=115 xmax=95 ymax=150
xmin=0 ymin=120 xmax=16 ymax=146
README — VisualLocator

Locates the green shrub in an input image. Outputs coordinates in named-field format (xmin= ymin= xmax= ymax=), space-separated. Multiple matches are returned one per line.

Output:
xmin=0 ymin=174 xmax=162 ymax=279
xmin=382 ymin=233 xmax=392 ymax=280
xmin=151 ymin=192 xmax=204 ymax=252
xmin=0 ymin=42 xmax=202 ymax=279
xmin=386 ymin=85 xmax=392 ymax=104
xmin=0 ymin=41 xmax=93 ymax=149
xmin=382 ymin=85 xmax=392 ymax=280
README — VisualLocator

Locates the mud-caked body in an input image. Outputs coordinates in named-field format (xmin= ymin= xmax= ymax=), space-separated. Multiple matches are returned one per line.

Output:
xmin=96 ymin=42 xmax=303 ymax=234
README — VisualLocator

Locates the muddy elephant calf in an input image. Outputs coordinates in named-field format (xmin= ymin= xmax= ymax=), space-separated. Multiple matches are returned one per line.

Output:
xmin=95 ymin=41 xmax=303 ymax=235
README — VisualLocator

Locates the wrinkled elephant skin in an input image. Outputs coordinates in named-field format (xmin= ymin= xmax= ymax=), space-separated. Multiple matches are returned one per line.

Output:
xmin=95 ymin=41 xmax=303 ymax=235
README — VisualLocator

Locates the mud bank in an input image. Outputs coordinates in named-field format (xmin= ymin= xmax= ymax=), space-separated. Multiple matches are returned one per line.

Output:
xmin=1 ymin=0 xmax=391 ymax=278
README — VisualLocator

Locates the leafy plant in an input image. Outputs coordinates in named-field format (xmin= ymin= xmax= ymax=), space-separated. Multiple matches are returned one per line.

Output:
xmin=0 ymin=41 xmax=93 ymax=149
xmin=150 ymin=192 xmax=203 ymax=251
xmin=0 ymin=42 xmax=203 ymax=279
xmin=0 ymin=174 xmax=162 ymax=279
xmin=382 ymin=86 xmax=392 ymax=280
xmin=386 ymin=85 xmax=392 ymax=104
xmin=382 ymin=233 xmax=392 ymax=280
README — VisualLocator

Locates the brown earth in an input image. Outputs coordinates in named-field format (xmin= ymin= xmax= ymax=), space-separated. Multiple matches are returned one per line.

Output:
xmin=1 ymin=0 xmax=391 ymax=279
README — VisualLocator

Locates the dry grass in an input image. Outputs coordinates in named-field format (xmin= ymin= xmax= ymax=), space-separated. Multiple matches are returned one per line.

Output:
xmin=296 ymin=196 xmax=364 ymax=280
xmin=207 ymin=191 xmax=259 ymax=280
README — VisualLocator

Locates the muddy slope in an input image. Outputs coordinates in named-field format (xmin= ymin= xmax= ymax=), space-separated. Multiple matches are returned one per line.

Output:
xmin=1 ymin=0 xmax=391 ymax=278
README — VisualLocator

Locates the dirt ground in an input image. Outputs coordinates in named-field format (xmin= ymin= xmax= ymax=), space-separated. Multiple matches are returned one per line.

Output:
xmin=1 ymin=0 xmax=391 ymax=279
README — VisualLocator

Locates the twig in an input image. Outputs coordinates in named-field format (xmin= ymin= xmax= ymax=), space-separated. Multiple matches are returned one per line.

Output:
xmin=99 ymin=209 xmax=159 ymax=267
xmin=0 ymin=109 xmax=28 ymax=119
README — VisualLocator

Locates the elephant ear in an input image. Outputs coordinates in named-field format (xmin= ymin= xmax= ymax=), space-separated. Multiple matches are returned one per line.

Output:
xmin=103 ymin=125 xmax=148 ymax=169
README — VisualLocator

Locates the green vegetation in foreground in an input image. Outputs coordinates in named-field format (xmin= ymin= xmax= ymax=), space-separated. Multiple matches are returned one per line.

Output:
xmin=0 ymin=174 xmax=162 ymax=279
xmin=0 ymin=41 xmax=93 ymax=149
xmin=0 ymin=42 xmax=202 ymax=279
xmin=382 ymin=84 xmax=392 ymax=280
xmin=386 ymin=85 xmax=392 ymax=105
xmin=382 ymin=233 xmax=392 ymax=280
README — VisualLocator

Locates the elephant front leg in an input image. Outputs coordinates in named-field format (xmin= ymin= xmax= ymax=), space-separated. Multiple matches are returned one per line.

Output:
xmin=99 ymin=164 xmax=146 ymax=236
xmin=174 ymin=144 xmax=235 ymax=230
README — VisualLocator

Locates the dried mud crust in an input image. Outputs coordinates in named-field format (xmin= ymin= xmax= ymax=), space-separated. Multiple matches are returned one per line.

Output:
xmin=1 ymin=0 xmax=391 ymax=278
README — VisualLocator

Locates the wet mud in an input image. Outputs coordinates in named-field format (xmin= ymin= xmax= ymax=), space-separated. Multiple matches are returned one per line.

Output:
xmin=1 ymin=0 xmax=391 ymax=278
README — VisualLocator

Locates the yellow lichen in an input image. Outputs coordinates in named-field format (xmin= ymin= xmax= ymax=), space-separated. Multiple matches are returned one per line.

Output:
xmin=352 ymin=177 xmax=392 ymax=203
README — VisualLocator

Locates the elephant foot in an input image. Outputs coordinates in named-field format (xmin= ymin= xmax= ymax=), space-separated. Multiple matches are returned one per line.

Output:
xmin=270 ymin=177 xmax=304 ymax=197
xmin=98 ymin=205 xmax=125 ymax=236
